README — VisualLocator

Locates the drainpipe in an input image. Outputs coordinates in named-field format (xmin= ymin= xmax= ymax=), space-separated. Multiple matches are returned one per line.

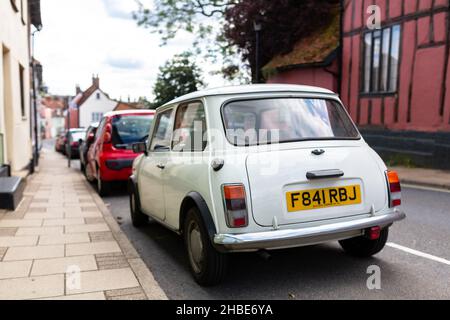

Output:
xmin=31 ymin=28 xmax=41 ymax=172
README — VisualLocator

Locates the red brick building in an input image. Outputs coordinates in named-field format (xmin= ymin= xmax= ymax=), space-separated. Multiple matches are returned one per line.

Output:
xmin=265 ymin=0 xmax=450 ymax=133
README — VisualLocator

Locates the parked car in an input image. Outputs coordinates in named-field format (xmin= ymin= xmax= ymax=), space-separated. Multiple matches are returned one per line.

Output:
xmin=79 ymin=122 xmax=99 ymax=177
xmin=65 ymin=129 xmax=87 ymax=159
xmin=86 ymin=110 xmax=155 ymax=196
xmin=55 ymin=131 xmax=67 ymax=153
xmin=128 ymin=84 xmax=406 ymax=286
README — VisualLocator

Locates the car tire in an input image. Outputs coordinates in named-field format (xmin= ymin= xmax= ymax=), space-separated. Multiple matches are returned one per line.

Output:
xmin=96 ymin=170 xmax=110 ymax=197
xmin=184 ymin=207 xmax=228 ymax=286
xmin=339 ymin=228 xmax=389 ymax=258
xmin=129 ymin=187 xmax=148 ymax=228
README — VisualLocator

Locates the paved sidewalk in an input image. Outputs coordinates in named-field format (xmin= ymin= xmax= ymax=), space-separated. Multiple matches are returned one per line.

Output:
xmin=0 ymin=149 xmax=167 ymax=300
xmin=391 ymin=166 xmax=450 ymax=190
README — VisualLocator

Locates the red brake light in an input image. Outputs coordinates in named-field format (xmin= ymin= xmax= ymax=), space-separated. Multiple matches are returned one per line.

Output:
xmin=367 ymin=226 xmax=381 ymax=240
xmin=386 ymin=171 xmax=402 ymax=207
xmin=223 ymin=184 xmax=248 ymax=228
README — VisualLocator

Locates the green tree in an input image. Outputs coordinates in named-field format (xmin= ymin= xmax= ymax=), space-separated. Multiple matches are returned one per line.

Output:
xmin=133 ymin=0 xmax=244 ymax=81
xmin=152 ymin=52 xmax=204 ymax=107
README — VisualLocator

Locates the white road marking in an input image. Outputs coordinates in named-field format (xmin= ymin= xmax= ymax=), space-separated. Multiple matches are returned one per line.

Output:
xmin=387 ymin=242 xmax=450 ymax=266
xmin=403 ymin=184 xmax=450 ymax=194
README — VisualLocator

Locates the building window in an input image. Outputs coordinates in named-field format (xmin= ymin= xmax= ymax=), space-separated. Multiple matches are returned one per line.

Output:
xmin=96 ymin=92 xmax=101 ymax=100
xmin=362 ymin=25 xmax=401 ymax=94
xmin=19 ymin=64 xmax=26 ymax=119
xmin=92 ymin=112 xmax=103 ymax=123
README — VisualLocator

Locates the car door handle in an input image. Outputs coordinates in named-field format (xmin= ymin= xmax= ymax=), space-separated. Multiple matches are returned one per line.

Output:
xmin=306 ymin=169 xmax=344 ymax=180
xmin=157 ymin=163 xmax=166 ymax=170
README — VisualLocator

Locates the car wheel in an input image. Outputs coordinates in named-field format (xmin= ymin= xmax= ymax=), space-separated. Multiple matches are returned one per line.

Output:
xmin=130 ymin=187 xmax=148 ymax=227
xmin=184 ymin=207 xmax=228 ymax=286
xmin=96 ymin=170 xmax=110 ymax=197
xmin=339 ymin=228 xmax=389 ymax=258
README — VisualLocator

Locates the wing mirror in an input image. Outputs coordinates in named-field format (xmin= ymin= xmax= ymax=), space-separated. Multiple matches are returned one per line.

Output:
xmin=132 ymin=142 xmax=148 ymax=155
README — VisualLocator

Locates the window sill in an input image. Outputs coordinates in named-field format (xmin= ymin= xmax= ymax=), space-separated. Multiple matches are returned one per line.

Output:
xmin=359 ymin=92 xmax=398 ymax=98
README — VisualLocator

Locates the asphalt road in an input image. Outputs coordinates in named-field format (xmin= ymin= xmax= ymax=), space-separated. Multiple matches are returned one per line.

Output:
xmin=96 ymin=182 xmax=450 ymax=300
xmin=59 ymin=144 xmax=450 ymax=299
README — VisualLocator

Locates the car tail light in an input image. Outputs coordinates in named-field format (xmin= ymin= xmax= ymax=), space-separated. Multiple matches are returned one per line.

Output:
xmin=222 ymin=184 xmax=249 ymax=228
xmin=386 ymin=171 xmax=401 ymax=207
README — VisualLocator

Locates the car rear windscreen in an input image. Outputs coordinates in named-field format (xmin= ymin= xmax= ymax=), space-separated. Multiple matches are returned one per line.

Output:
xmin=71 ymin=131 xmax=86 ymax=142
xmin=112 ymin=114 xmax=154 ymax=148
xmin=222 ymin=98 xmax=360 ymax=146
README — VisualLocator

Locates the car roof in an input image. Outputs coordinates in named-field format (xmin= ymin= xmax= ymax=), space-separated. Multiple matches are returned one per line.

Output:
xmin=161 ymin=84 xmax=337 ymax=108
xmin=103 ymin=109 xmax=156 ymax=118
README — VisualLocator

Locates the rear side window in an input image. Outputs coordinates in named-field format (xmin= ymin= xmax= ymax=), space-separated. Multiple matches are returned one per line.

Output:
xmin=150 ymin=109 xmax=174 ymax=151
xmin=172 ymin=102 xmax=207 ymax=152
xmin=96 ymin=118 xmax=107 ymax=139
xmin=223 ymin=98 xmax=360 ymax=146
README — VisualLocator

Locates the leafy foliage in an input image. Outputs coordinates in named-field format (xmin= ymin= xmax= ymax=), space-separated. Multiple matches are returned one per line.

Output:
xmin=152 ymin=52 xmax=204 ymax=107
xmin=223 ymin=0 xmax=340 ymax=81
xmin=134 ymin=0 xmax=246 ymax=81
xmin=134 ymin=0 xmax=340 ymax=81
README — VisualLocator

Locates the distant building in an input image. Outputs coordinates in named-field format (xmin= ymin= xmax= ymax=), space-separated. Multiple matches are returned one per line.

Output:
xmin=40 ymin=95 xmax=67 ymax=139
xmin=68 ymin=76 xmax=116 ymax=129
xmin=0 ymin=0 xmax=42 ymax=177
xmin=114 ymin=101 xmax=145 ymax=111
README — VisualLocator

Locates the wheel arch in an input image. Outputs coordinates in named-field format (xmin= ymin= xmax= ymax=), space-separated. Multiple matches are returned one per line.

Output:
xmin=179 ymin=192 xmax=217 ymax=242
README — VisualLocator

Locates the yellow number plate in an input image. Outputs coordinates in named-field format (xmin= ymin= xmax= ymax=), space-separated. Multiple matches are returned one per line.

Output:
xmin=286 ymin=185 xmax=362 ymax=212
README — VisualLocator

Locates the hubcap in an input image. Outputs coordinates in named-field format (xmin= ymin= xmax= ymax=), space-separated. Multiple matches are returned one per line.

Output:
xmin=188 ymin=221 xmax=204 ymax=274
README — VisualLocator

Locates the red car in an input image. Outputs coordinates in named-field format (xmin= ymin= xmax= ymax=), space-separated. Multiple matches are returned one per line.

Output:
xmin=86 ymin=110 xmax=155 ymax=196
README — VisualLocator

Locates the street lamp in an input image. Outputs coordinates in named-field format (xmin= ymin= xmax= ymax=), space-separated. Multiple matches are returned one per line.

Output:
xmin=253 ymin=20 xmax=262 ymax=84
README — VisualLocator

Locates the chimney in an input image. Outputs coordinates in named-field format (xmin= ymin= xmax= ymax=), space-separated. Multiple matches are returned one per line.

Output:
xmin=76 ymin=85 xmax=81 ymax=95
xmin=92 ymin=74 xmax=100 ymax=88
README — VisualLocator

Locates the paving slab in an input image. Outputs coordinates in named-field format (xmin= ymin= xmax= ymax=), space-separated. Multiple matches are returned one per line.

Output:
xmin=0 ymin=274 xmax=64 ymax=300
xmin=31 ymin=255 xmax=97 ymax=276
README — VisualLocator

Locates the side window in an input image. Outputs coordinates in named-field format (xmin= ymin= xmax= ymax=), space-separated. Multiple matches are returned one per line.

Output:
xmin=172 ymin=102 xmax=207 ymax=152
xmin=95 ymin=118 xmax=106 ymax=139
xmin=150 ymin=109 xmax=174 ymax=151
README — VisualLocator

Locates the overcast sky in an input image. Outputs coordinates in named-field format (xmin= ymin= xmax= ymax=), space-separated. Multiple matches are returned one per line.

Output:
xmin=34 ymin=0 xmax=227 ymax=101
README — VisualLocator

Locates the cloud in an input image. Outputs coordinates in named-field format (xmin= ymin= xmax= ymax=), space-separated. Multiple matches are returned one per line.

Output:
xmin=34 ymin=0 xmax=228 ymax=101
xmin=106 ymin=56 xmax=144 ymax=69
xmin=102 ymin=0 xmax=134 ymax=20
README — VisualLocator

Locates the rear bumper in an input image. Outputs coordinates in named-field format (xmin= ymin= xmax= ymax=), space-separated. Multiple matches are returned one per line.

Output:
xmin=214 ymin=209 xmax=406 ymax=252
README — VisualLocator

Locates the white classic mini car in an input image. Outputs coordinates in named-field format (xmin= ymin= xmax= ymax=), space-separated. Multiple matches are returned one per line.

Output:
xmin=129 ymin=84 xmax=406 ymax=286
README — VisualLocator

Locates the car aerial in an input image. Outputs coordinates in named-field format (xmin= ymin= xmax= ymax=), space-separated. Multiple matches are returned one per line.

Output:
xmin=79 ymin=122 xmax=99 ymax=176
xmin=128 ymin=84 xmax=406 ymax=286
xmin=86 ymin=110 xmax=155 ymax=196
xmin=65 ymin=128 xmax=87 ymax=159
